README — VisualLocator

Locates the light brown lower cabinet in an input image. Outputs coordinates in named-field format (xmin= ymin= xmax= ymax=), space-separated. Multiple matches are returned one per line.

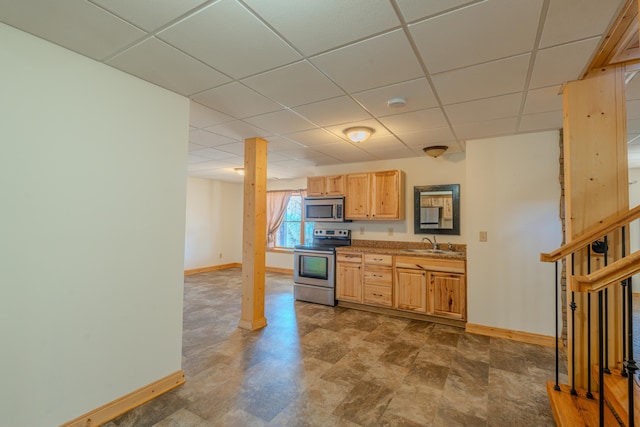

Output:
xmin=363 ymin=266 xmax=393 ymax=307
xmin=428 ymin=272 xmax=466 ymax=319
xmin=336 ymin=253 xmax=363 ymax=302
xmin=394 ymin=267 xmax=427 ymax=312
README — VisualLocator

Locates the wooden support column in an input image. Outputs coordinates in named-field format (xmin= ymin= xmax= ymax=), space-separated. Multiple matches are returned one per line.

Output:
xmin=239 ymin=137 xmax=268 ymax=331
xmin=563 ymin=65 xmax=629 ymax=388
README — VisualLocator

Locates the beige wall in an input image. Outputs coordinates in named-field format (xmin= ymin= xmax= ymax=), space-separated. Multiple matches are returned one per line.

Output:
xmin=0 ymin=24 xmax=189 ymax=427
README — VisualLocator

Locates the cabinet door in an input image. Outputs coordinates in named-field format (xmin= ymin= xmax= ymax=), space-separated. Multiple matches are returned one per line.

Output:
xmin=428 ymin=272 xmax=465 ymax=319
xmin=371 ymin=170 xmax=401 ymax=219
xmin=336 ymin=261 xmax=362 ymax=302
xmin=394 ymin=268 xmax=427 ymax=312
xmin=324 ymin=175 xmax=344 ymax=196
xmin=345 ymin=173 xmax=370 ymax=219
xmin=307 ymin=176 xmax=325 ymax=197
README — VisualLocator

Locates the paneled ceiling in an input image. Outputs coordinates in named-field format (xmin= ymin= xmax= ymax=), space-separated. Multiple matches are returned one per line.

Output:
xmin=2 ymin=0 xmax=637 ymax=182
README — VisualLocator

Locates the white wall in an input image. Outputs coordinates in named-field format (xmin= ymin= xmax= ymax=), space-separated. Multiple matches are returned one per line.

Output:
xmin=184 ymin=177 xmax=243 ymax=269
xmin=0 ymin=24 xmax=189 ymax=427
xmin=466 ymin=131 xmax=562 ymax=336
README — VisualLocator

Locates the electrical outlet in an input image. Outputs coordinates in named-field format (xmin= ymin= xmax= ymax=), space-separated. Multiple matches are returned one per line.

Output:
xmin=479 ymin=231 xmax=488 ymax=242
xmin=388 ymin=227 xmax=394 ymax=236
xmin=359 ymin=227 xmax=365 ymax=235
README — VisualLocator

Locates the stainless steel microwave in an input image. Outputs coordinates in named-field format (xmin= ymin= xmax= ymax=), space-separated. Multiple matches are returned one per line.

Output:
xmin=303 ymin=197 xmax=349 ymax=222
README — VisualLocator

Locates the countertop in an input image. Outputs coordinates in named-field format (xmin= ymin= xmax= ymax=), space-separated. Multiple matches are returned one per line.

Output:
xmin=337 ymin=239 xmax=466 ymax=260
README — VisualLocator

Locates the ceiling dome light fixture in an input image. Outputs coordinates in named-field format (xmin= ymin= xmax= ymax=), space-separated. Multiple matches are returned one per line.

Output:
xmin=344 ymin=126 xmax=374 ymax=143
xmin=423 ymin=145 xmax=448 ymax=158
xmin=234 ymin=167 xmax=245 ymax=176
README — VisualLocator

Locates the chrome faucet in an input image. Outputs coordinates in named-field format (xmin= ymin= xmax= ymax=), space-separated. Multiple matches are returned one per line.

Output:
xmin=421 ymin=236 xmax=437 ymax=249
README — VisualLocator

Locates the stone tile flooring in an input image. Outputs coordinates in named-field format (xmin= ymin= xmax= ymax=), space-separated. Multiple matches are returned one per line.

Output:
xmin=106 ymin=268 xmax=566 ymax=426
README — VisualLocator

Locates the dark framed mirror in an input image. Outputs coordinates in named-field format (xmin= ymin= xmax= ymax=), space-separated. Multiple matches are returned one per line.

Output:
xmin=413 ymin=184 xmax=460 ymax=235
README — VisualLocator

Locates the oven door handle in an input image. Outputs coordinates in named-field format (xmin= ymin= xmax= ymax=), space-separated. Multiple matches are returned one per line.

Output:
xmin=294 ymin=249 xmax=333 ymax=255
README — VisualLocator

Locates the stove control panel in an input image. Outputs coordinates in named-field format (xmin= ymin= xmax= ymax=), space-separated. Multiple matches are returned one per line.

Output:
xmin=314 ymin=229 xmax=350 ymax=237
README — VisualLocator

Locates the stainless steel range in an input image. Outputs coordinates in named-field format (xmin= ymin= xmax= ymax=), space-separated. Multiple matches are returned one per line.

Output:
xmin=293 ymin=228 xmax=351 ymax=306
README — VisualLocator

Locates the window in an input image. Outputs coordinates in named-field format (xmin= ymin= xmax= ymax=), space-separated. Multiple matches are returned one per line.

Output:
xmin=274 ymin=193 xmax=314 ymax=249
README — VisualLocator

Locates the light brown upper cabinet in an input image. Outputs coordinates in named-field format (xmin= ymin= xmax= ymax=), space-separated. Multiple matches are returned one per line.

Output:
xmin=306 ymin=175 xmax=344 ymax=197
xmin=345 ymin=170 xmax=404 ymax=220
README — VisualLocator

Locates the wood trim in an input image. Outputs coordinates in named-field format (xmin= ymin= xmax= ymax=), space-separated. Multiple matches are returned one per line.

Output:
xmin=540 ymin=205 xmax=640 ymax=262
xmin=184 ymin=263 xmax=241 ymax=275
xmin=338 ymin=300 xmax=466 ymax=329
xmin=265 ymin=266 xmax=293 ymax=275
xmin=465 ymin=323 xmax=560 ymax=348
xmin=60 ymin=370 xmax=185 ymax=427
xmin=572 ymin=250 xmax=640 ymax=293
xmin=586 ymin=0 xmax=638 ymax=71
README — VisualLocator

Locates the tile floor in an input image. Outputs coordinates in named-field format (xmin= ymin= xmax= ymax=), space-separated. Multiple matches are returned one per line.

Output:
xmin=106 ymin=268 xmax=565 ymax=427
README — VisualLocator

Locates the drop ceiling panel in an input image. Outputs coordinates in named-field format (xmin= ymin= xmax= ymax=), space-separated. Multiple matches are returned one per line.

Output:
xmin=90 ymin=0 xmax=209 ymax=32
xmin=188 ymin=154 xmax=210 ymax=164
xmin=311 ymin=142 xmax=377 ymax=163
xmin=244 ymin=110 xmax=316 ymax=135
xmin=263 ymin=137 xmax=305 ymax=152
xmin=284 ymin=129 xmax=346 ymax=147
xmin=627 ymin=74 xmax=640 ymax=100
xmin=627 ymin=99 xmax=640 ymax=120
xmin=409 ymin=0 xmax=542 ymax=74
xmin=193 ymin=82 xmax=282 ymax=119
xmin=539 ymin=0 xmax=624 ymax=48
xmin=157 ymin=0 xmax=301 ymax=79
xmin=379 ymin=108 xmax=449 ymax=134
xmin=399 ymin=128 xmax=457 ymax=147
xmin=188 ymin=143 xmax=207 ymax=152
xmin=396 ymin=0 xmax=480 ymax=22
xmin=189 ymin=102 xmax=235 ymax=129
xmin=214 ymin=142 xmax=247 ymax=156
xmin=187 ymin=159 xmax=235 ymax=171
xmin=325 ymin=119 xmax=392 ymax=139
xmin=518 ymin=111 xmax=563 ymax=133
xmin=204 ymin=120 xmax=272 ymax=141
xmin=190 ymin=147 xmax=237 ymax=160
xmin=523 ymin=86 xmax=563 ymax=115
xmin=243 ymin=0 xmax=399 ymax=56
xmin=310 ymin=30 xmax=424 ymax=93
xmin=242 ymin=61 xmax=345 ymax=107
xmin=0 ymin=0 xmax=145 ymax=60
xmin=445 ymin=93 xmax=522 ymax=126
xmin=189 ymin=129 xmax=236 ymax=147
xmin=107 ymin=37 xmax=230 ymax=96
xmin=432 ymin=54 xmax=531 ymax=105
xmin=353 ymin=78 xmax=439 ymax=117
xmin=292 ymin=96 xmax=371 ymax=127
xmin=453 ymin=117 xmax=518 ymax=139
xmin=529 ymin=38 xmax=602 ymax=90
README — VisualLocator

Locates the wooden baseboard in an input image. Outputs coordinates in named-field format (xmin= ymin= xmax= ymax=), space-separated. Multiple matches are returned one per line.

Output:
xmin=465 ymin=323 xmax=560 ymax=348
xmin=184 ymin=263 xmax=241 ymax=275
xmin=60 ymin=370 xmax=185 ymax=427
xmin=337 ymin=301 xmax=466 ymax=329
xmin=265 ymin=266 xmax=293 ymax=275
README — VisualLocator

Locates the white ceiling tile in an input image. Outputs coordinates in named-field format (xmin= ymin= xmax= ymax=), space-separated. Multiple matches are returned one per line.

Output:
xmin=263 ymin=137 xmax=305 ymax=152
xmin=190 ymin=147 xmax=237 ymax=160
xmin=189 ymin=129 xmax=236 ymax=147
xmin=353 ymin=78 xmax=439 ymax=117
xmin=157 ymin=0 xmax=301 ymax=79
xmin=188 ymin=154 xmax=211 ymax=164
xmin=626 ymin=73 xmax=640 ymax=101
xmin=244 ymin=110 xmax=316 ymax=135
xmin=0 ymin=0 xmax=145 ymax=60
xmin=214 ymin=142 xmax=247 ymax=156
xmin=293 ymin=96 xmax=371 ymax=127
xmin=277 ymin=147 xmax=334 ymax=160
xmin=453 ymin=117 xmax=518 ymax=140
xmin=627 ymin=100 xmax=640 ymax=120
xmin=529 ymin=37 xmax=601 ymax=89
xmin=379 ymin=108 xmax=448 ymax=134
xmin=188 ymin=143 xmax=207 ymax=152
xmin=193 ymin=82 xmax=282 ymax=118
xmin=445 ymin=93 xmax=522 ymax=126
xmin=187 ymin=159 xmax=235 ymax=171
xmin=396 ymin=0 xmax=479 ymax=22
xmin=399 ymin=128 xmax=456 ymax=146
xmin=627 ymin=118 xmax=640 ymax=134
xmin=407 ymin=142 xmax=459 ymax=157
xmin=518 ymin=111 xmax=563 ymax=133
xmin=325 ymin=119 xmax=392 ymax=140
xmin=432 ymin=54 xmax=531 ymax=105
xmin=523 ymin=86 xmax=563 ymax=115
xmin=311 ymin=142 xmax=377 ymax=163
xmin=243 ymin=0 xmax=399 ymax=56
xmin=242 ymin=61 xmax=345 ymax=107
xmin=204 ymin=120 xmax=272 ymax=141
xmin=409 ymin=0 xmax=542 ymax=74
xmin=311 ymin=30 xmax=424 ymax=93
xmin=107 ymin=37 xmax=230 ymax=96
xmin=90 ymin=0 xmax=209 ymax=32
xmin=540 ymin=0 xmax=624 ymax=48
xmin=283 ymin=129 xmax=346 ymax=147
xmin=189 ymin=102 xmax=235 ymax=129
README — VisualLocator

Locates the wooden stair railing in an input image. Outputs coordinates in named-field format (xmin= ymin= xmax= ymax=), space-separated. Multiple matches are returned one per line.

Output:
xmin=572 ymin=250 xmax=640 ymax=293
xmin=540 ymin=204 xmax=640 ymax=263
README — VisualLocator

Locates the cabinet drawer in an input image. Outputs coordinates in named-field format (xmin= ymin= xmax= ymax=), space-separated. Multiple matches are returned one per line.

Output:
xmin=364 ymin=284 xmax=392 ymax=307
xmin=364 ymin=267 xmax=392 ymax=286
xmin=364 ymin=253 xmax=393 ymax=266
xmin=337 ymin=253 xmax=362 ymax=263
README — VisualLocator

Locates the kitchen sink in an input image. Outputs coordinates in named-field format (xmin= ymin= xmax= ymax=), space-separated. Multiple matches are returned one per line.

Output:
xmin=404 ymin=248 xmax=464 ymax=256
